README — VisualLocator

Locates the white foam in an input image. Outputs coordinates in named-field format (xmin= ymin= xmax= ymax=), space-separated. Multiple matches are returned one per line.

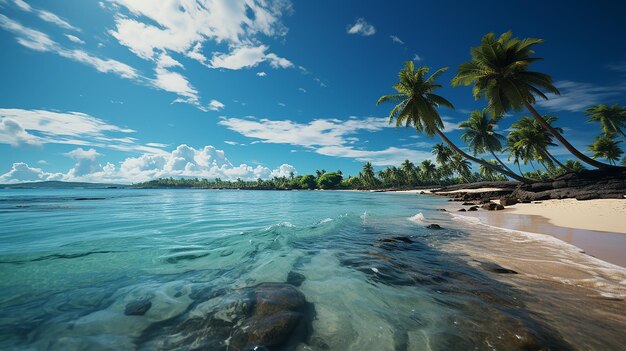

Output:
xmin=407 ymin=212 xmax=426 ymax=224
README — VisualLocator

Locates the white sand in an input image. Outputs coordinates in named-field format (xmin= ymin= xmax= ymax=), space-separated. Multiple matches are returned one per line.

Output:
xmin=505 ymin=199 xmax=626 ymax=234
xmin=443 ymin=187 xmax=504 ymax=194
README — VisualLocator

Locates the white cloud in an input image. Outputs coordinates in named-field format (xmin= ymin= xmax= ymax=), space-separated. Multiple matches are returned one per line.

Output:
xmin=0 ymin=145 xmax=298 ymax=184
xmin=209 ymin=45 xmax=292 ymax=70
xmin=298 ymin=87 xmax=307 ymax=93
xmin=208 ymin=99 xmax=225 ymax=111
xmin=277 ymin=102 xmax=286 ymax=107
xmin=0 ymin=162 xmax=62 ymax=183
xmin=537 ymin=80 xmax=626 ymax=112
xmin=347 ymin=18 xmax=375 ymax=36
xmin=217 ymin=115 xmax=431 ymax=165
xmin=390 ymin=35 xmax=404 ymax=44
xmin=37 ymin=160 xmax=47 ymax=165
xmin=12 ymin=0 xmax=80 ymax=31
xmin=224 ymin=141 xmax=239 ymax=145
xmin=256 ymin=71 xmax=267 ymax=77
xmin=413 ymin=54 xmax=421 ymax=62
xmin=0 ymin=108 xmax=165 ymax=154
xmin=65 ymin=34 xmax=85 ymax=44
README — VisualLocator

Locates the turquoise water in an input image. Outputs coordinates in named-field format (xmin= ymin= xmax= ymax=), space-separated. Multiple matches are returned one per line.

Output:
xmin=0 ymin=189 xmax=623 ymax=350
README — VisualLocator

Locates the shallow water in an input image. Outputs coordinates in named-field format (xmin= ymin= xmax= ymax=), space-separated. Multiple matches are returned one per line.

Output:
xmin=0 ymin=189 xmax=624 ymax=350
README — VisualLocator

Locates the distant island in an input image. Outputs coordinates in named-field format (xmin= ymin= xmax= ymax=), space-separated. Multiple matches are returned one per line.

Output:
xmin=0 ymin=181 xmax=128 ymax=189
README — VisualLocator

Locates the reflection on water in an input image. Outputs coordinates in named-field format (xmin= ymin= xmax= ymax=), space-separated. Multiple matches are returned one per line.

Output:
xmin=0 ymin=189 xmax=624 ymax=350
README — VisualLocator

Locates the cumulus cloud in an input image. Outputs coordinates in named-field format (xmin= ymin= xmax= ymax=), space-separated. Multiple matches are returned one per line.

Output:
xmin=256 ymin=71 xmax=267 ymax=77
xmin=347 ymin=18 xmax=375 ymax=36
xmin=0 ymin=145 xmax=298 ymax=184
xmin=208 ymin=99 xmax=225 ymax=111
xmin=0 ymin=108 xmax=165 ymax=154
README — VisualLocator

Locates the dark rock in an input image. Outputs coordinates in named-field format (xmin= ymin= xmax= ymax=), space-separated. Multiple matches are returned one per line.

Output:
xmin=481 ymin=262 xmax=518 ymax=274
xmin=124 ymin=299 xmax=152 ymax=316
xmin=462 ymin=202 xmax=476 ymax=206
xmin=377 ymin=236 xmax=413 ymax=244
xmin=286 ymin=271 xmax=306 ymax=287
xmin=426 ymin=224 xmax=442 ymax=230
xmin=482 ymin=202 xmax=505 ymax=211
xmin=499 ymin=197 xmax=518 ymax=206
xmin=467 ymin=206 xmax=478 ymax=212
xmin=458 ymin=208 xmax=467 ymax=212
xmin=419 ymin=191 xmax=426 ymax=194
xmin=495 ymin=204 xmax=505 ymax=210
xmin=253 ymin=283 xmax=306 ymax=317
xmin=437 ymin=208 xmax=447 ymax=212
xmin=575 ymin=193 xmax=599 ymax=201
xmin=231 ymin=311 xmax=302 ymax=349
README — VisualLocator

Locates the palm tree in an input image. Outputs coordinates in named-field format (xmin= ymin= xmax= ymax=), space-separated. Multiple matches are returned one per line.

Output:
xmin=452 ymin=31 xmax=617 ymax=170
xmin=359 ymin=162 xmax=377 ymax=188
xmin=400 ymin=159 xmax=416 ymax=185
xmin=562 ymin=159 xmax=585 ymax=173
xmin=480 ymin=159 xmax=506 ymax=181
xmin=377 ymin=61 xmax=527 ymax=182
xmin=432 ymin=143 xmax=453 ymax=166
xmin=507 ymin=116 xmax=565 ymax=171
xmin=450 ymin=153 xmax=472 ymax=182
xmin=585 ymin=104 xmax=626 ymax=138
xmin=459 ymin=108 xmax=520 ymax=176
xmin=588 ymin=134 xmax=623 ymax=165
xmin=420 ymin=160 xmax=438 ymax=184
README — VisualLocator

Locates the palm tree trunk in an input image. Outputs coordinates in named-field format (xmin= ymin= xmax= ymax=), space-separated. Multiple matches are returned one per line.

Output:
xmin=546 ymin=152 xmax=573 ymax=172
xmin=434 ymin=128 xmax=532 ymax=183
xmin=490 ymin=151 xmax=519 ymax=176
xmin=524 ymin=102 xmax=622 ymax=170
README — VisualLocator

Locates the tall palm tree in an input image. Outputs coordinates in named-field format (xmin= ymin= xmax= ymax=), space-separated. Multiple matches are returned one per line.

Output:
xmin=588 ymin=134 xmax=623 ymax=165
xmin=377 ymin=61 xmax=527 ymax=182
xmin=452 ymin=31 xmax=618 ymax=170
xmin=480 ymin=159 xmax=506 ymax=181
xmin=450 ymin=153 xmax=472 ymax=182
xmin=432 ymin=143 xmax=453 ymax=166
xmin=400 ymin=159 xmax=417 ymax=185
xmin=420 ymin=160 xmax=438 ymax=184
xmin=459 ymin=108 xmax=520 ymax=176
xmin=562 ymin=159 xmax=585 ymax=173
xmin=585 ymin=104 xmax=626 ymax=138
xmin=507 ymin=116 xmax=564 ymax=171
xmin=359 ymin=162 xmax=377 ymax=188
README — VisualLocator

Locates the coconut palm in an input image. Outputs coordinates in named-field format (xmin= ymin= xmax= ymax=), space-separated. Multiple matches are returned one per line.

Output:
xmin=585 ymin=104 xmax=626 ymax=138
xmin=588 ymin=134 xmax=623 ymax=165
xmin=459 ymin=109 xmax=519 ymax=176
xmin=562 ymin=159 xmax=585 ymax=173
xmin=432 ymin=143 xmax=453 ymax=166
xmin=400 ymin=159 xmax=417 ymax=185
xmin=420 ymin=160 xmax=438 ymax=184
xmin=480 ymin=159 xmax=506 ymax=181
xmin=359 ymin=162 xmax=377 ymax=188
xmin=507 ymin=116 xmax=565 ymax=171
xmin=452 ymin=31 xmax=617 ymax=169
xmin=450 ymin=153 xmax=472 ymax=182
xmin=377 ymin=61 xmax=527 ymax=181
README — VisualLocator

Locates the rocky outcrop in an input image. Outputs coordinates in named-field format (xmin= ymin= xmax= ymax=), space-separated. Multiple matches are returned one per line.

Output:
xmin=481 ymin=202 xmax=504 ymax=211
xmin=426 ymin=224 xmax=442 ymax=229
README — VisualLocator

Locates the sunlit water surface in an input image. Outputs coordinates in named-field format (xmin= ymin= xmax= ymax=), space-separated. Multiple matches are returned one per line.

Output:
xmin=0 ymin=189 xmax=625 ymax=350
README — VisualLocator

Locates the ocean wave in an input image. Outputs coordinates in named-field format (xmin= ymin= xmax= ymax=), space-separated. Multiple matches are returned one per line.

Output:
xmin=407 ymin=212 xmax=426 ymax=224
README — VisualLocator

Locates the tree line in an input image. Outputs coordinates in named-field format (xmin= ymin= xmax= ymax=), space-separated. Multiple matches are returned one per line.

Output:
xmin=376 ymin=31 xmax=625 ymax=184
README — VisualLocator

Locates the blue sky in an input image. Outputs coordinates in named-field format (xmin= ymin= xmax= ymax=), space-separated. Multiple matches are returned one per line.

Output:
xmin=1 ymin=0 xmax=625 ymax=183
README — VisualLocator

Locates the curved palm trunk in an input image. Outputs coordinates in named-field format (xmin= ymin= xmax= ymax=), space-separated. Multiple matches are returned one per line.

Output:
xmin=545 ymin=152 xmax=573 ymax=172
xmin=524 ymin=102 xmax=623 ymax=170
xmin=490 ymin=151 xmax=519 ymax=176
xmin=434 ymin=128 xmax=533 ymax=183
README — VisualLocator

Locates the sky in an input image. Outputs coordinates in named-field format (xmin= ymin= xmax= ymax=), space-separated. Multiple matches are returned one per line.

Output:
xmin=1 ymin=0 xmax=625 ymax=184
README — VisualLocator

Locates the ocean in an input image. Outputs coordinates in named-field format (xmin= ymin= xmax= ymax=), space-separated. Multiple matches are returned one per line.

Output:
xmin=0 ymin=189 xmax=625 ymax=350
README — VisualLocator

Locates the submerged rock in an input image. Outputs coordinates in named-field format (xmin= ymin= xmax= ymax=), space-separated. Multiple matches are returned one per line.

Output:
xmin=481 ymin=262 xmax=518 ymax=274
xmin=124 ymin=299 xmax=152 ymax=316
xmin=286 ymin=271 xmax=306 ymax=287
xmin=377 ymin=236 xmax=414 ymax=244
xmin=426 ymin=224 xmax=442 ymax=230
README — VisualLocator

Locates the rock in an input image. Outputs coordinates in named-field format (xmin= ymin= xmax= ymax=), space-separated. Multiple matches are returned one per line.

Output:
xmin=499 ymin=197 xmax=518 ymax=206
xmin=286 ymin=271 xmax=305 ymax=287
xmin=437 ymin=208 xmax=447 ymax=212
xmin=575 ymin=193 xmax=599 ymax=201
xmin=377 ymin=236 xmax=413 ymax=244
xmin=419 ymin=191 xmax=426 ymax=194
xmin=462 ymin=202 xmax=476 ymax=206
xmin=481 ymin=202 xmax=504 ymax=211
xmin=231 ymin=311 xmax=302 ymax=350
xmin=481 ymin=262 xmax=518 ymax=274
xmin=253 ymin=283 xmax=306 ymax=317
xmin=467 ymin=206 xmax=478 ymax=212
xmin=458 ymin=208 xmax=467 ymax=212
xmin=124 ymin=299 xmax=152 ymax=316
xmin=426 ymin=224 xmax=442 ymax=230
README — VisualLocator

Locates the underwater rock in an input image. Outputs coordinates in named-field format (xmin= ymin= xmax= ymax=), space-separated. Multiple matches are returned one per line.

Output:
xmin=377 ymin=236 xmax=414 ymax=244
xmin=481 ymin=262 xmax=518 ymax=274
xmin=287 ymin=271 xmax=306 ymax=287
xmin=124 ymin=299 xmax=152 ymax=316
xmin=426 ymin=224 xmax=442 ymax=230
